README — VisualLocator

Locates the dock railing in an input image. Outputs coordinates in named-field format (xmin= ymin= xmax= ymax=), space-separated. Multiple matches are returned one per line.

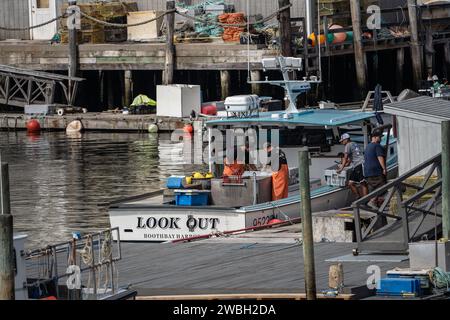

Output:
xmin=352 ymin=153 xmax=442 ymax=255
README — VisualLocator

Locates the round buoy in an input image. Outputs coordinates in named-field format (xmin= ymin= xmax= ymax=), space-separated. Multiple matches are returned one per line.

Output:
xmin=183 ymin=124 xmax=193 ymax=134
xmin=26 ymin=119 xmax=41 ymax=133
xmin=148 ymin=123 xmax=159 ymax=133
xmin=330 ymin=25 xmax=347 ymax=44
xmin=66 ymin=120 xmax=83 ymax=134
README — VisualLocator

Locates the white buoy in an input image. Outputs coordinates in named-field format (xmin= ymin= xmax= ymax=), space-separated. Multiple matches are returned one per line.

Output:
xmin=148 ymin=123 xmax=159 ymax=133
xmin=66 ymin=120 xmax=83 ymax=134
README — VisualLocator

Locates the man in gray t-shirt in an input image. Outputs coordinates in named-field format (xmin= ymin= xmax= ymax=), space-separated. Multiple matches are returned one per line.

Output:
xmin=337 ymin=133 xmax=368 ymax=199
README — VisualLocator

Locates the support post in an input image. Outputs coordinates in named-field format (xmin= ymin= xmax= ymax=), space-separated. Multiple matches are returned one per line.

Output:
xmin=220 ymin=70 xmax=231 ymax=100
xmin=442 ymin=120 xmax=450 ymax=239
xmin=298 ymin=148 xmax=317 ymax=300
xmin=444 ymin=42 xmax=450 ymax=79
xmin=250 ymin=70 xmax=262 ymax=96
xmin=164 ymin=0 xmax=176 ymax=85
xmin=68 ymin=1 xmax=79 ymax=106
xmin=408 ymin=0 xmax=423 ymax=89
xmin=425 ymin=25 xmax=434 ymax=78
xmin=396 ymin=48 xmax=405 ymax=93
xmin=278 ymin=0 xmax=292 ymax=57
xmin=350 ymin=0 xmax=368 ymax=97
xmin=124 ymin=70 xmax=133 ymax=107
xmin=0 ymin=162 xmax=14 ymax=300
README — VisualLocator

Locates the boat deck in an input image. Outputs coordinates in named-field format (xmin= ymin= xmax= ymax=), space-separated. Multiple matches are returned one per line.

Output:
xmin=115 ymin=224 xmax=409 ymax=298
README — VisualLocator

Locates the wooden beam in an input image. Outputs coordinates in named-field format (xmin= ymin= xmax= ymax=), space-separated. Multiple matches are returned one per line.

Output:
xmin=278 ymin=0 xmax=292 ymax=57
xmin=444 ymin=42 xmax=450 ymax=79
xmin=220 ymin=70 xmax=230 ymax=100
xmin=425 ymin=25 xmax=435 ymax=77
xmin=250 ymin=70 xmax=262 ymax=96
xmin=164 ymin=0 xmax=176 ymax=85
xmin=136 ymin=293 xmax=355 ymax=301
xmin=408 ymin=0 xmax=423 ymax=89
xmin=350 ymin=0 xmax=368 ymax=97
xmin=396 ymin=48 xmax=405 ymax=93
xmin=124 ymin=70 xmax=132 ymax=107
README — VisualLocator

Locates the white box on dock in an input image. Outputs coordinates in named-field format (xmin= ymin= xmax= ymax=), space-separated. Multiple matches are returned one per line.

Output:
xmin=127 ymin=11 xmax=164 ymax=41
xmin=157 ymin=85 xmax=201 ymax=118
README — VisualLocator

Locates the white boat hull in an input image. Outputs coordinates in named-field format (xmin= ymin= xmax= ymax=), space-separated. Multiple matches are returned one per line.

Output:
xmin=109 ymin=185 xmax=353 ymax=242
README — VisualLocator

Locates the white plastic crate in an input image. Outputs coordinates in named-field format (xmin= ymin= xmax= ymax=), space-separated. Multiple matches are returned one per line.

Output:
xmin=324 ymin=167 xmax=352 ymax=187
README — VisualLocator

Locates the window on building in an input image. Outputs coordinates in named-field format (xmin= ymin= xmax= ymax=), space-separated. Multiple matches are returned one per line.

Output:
xmin=37 ymin=0 xmax=50 ymax=9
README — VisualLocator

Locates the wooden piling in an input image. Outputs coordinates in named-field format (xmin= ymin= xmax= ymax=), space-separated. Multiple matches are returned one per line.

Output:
xmin=425 ymin=25 xmax=434 ymax=78
xmin=444 ymin=42 xmax=450 ymax=79
xmin=124 ymin=70 xmax=133 ymax=107
xmin=350 ymin=0 xmax=368 ymax=96
xmin=68 ymin=2 xmax=79 ymax=105
xmin=250 ymin=70 xmax=262 ymax=96
xmin=164 ymin=0 xmax=176 ymax=85
xmin=408 ymin=0 xmax=423 ymax=89
xmin=442 ymin=120 xmax=450 ymax=239
xmin=278 ymin=0 xmax=292 ymax=57
xmin=396 ymin=48 xmax=405 ymax=93
xmin=298 ymin=148 xmax=317 ymax=300
xmin=220 ymin=70 xmax=231 ymax=100
xmin=0 ymin=162 xmax=14 ymax=300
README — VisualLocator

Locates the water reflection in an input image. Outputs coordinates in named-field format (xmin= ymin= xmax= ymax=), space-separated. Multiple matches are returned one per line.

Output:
xmin=0 ymin=131 xmax=204 ymax=248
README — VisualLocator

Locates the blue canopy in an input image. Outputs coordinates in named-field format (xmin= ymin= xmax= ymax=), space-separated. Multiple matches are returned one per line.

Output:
xmin=206 ymin=109 xmax=376 ymax=128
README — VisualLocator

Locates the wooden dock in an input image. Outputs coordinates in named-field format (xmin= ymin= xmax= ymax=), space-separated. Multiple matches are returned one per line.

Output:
xmin=0 ymin=113 xmax=197 ymax=132
xmin=115 ymin=225 xmax=409 ymax=299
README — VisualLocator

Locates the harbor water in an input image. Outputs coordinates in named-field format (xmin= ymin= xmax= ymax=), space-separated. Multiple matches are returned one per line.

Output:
xmin=1 ymin=131 xmax=203 ymax=248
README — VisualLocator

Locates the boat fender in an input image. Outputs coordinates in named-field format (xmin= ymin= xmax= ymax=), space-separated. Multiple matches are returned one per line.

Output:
xmin=26 ymin=119 xmax=41 ymax=133
xmin=66 ymin=120 xmax=83 ymax=134
xmin=148 ymin=123 xmax=159 ymax=133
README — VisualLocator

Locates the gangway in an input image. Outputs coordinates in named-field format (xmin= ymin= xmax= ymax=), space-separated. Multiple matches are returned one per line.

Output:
xmin=0 ymin=64 xmax=83 ymax=108
xmin=352 ymin=154 xmax=442 ymax=255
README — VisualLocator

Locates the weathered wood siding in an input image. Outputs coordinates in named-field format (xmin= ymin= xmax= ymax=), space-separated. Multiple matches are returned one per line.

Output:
xmin=0 ymin=0 xmax=30 ymax=40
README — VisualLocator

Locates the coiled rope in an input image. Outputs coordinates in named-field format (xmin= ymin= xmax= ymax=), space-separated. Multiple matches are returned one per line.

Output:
xmin=430 ymin=267 xmax=450 ymax=290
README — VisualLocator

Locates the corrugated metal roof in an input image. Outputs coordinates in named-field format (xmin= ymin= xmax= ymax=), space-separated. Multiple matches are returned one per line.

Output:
xmin=384 ymin=96 xmax=450 ymax=120
xmin=207 ymin=110 xmax=375 ymax=127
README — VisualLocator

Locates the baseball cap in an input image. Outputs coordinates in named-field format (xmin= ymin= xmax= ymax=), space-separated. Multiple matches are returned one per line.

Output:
xmin=371 ymin=129 xmax=383 ymax=137
xmin=339 ymin=133 xmax=351 ymax=142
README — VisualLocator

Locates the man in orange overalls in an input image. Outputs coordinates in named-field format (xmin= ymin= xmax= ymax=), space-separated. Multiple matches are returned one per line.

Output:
xmin=264 ymin=143 xmax=289 ymax=201
xmin=223 ymin=146 xmax=245 ymax=177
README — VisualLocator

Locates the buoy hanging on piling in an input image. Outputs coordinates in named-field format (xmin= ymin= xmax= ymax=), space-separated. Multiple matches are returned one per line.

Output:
xmin=26 ymin=119 xmax=41 ymax=133
xmin=148 ymin=124 xmax=159 ymax=133
xmin=183 ymin=124 xmax=193 ymax=134
xmin=66 ymin=120 xmax=83 ymax=134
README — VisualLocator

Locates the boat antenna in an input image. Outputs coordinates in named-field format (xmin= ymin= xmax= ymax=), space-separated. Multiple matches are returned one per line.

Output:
xmin=247 ymin=0 xmax=251 ymax=83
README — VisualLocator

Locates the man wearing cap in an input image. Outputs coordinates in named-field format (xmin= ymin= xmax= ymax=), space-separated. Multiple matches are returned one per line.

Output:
xmin=364 ymin=129 xmax=387 ymax=208
xmin=337 ymin=133 xmax=368 ymax=199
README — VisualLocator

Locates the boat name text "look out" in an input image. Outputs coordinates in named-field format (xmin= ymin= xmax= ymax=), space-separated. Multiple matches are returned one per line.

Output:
xmin=136 ymin=216 xmax=220 ymax=232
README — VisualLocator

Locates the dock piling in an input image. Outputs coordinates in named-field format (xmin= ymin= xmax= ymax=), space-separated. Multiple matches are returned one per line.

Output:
xmin=278 ymin=0 xmax=292 ymax=57
xmin=298 ymin=148 xmax=317 ymax=300
xmin=68 ymin=1 xmax=79 ymax=106
xmin=0 ymin=162 xmax=14 ymax=300
xmin=425 ymin=25 xmax=434 ymax=78
xmin=124 ymin=70 xmax=133 ymax=107
xmin=220 ymin=70 xmax=231 ymax=100
xmin=250 ymin=70 xmax=262 ymax=96
xmin=442 ymin=120 xmax=450 ymax=239
xmin=350 ymin=0 xmax=368 ymax=97
xmin=164 ymin=0 xmax=176 ymax=85
xmin=396 ymin=48 xmax=405 ymax=93
xmin=408 ymin=0 xmax=423 ymax=89
xmin=444 ymin=42 xmax=450 ymax=79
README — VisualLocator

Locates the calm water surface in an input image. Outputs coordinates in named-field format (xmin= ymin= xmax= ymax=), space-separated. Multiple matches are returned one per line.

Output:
xmin=1 ymin=131 xmax=203 ymax=248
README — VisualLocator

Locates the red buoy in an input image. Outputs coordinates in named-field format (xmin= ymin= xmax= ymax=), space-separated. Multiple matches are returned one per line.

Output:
xmin=201 ymin=105 xmax=217 ymax=116
xmin=26 ymin=119 xmax=41 ymax=133
xmin=268 ymin=218 xmax=284 ymax=225
xmin=183 ymin=124 xmax=193 ymax=134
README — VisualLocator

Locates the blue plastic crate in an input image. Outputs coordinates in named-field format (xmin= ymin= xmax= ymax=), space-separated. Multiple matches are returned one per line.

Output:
xmin=175 ymin=190 xmax=209 ymax=206
xmin=377 ymin=278 xmax=422 ymax=297
xmin=167 ymin=176 xmax=185 ymax=189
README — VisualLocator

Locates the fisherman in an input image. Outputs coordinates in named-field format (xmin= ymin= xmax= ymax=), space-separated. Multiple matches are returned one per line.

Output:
xmin=264 ymin=143 xmax=289 ymax=201
xmin=363 ymin=129 xmax=387 ymax=209
xmin=337 ymin=133 xmax=368 ymax=199
xmin=223 ymin=146 xmax=245 ymax=177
